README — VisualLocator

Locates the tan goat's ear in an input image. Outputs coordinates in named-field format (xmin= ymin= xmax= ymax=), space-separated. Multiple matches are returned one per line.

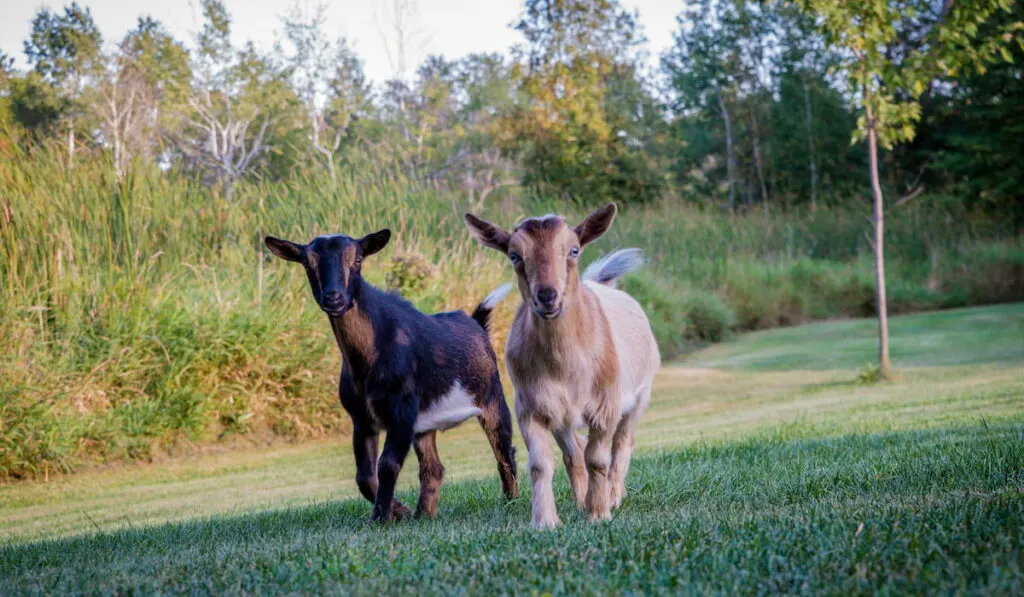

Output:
xmin=464 ymin=213 xmax=511 ymax=253
xmin=574 ymin=202 xmax=617 ymax=246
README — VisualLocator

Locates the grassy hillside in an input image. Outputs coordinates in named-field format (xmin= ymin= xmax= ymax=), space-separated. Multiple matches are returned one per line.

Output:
xmin=1 ymin=304 xmax=1021 ymax=594
xmin=2 ymin=159 xmax=1022 ymax=480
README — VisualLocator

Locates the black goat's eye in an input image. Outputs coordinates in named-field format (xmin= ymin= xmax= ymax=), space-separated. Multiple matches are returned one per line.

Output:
xmin=509 ymin=252 xmax=522 ymax=265
xmin=569 ymin=246 xmax=580 ymax=258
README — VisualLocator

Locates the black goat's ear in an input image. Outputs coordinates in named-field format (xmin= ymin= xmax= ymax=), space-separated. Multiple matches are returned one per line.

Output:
xmin=265 ymin=236 xmax=305 ymax=263
xmin=464 ymin=213 xmax=510 ymax=253
xmin=360 ymin=229 xmax=391 ymax=257
xmin=574 ymin=202 xmax=617 ymax=246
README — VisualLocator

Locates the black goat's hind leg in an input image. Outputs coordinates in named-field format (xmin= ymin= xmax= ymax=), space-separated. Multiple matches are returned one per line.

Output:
xmin=478 ymin=383 xmax=519 ymax=499
xmin=414 ymin=431 xmax=445 ymax=519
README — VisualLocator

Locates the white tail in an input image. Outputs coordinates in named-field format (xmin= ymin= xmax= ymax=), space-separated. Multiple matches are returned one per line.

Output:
xmin=582 ymin=249 xmax=645 ymax=288
xmin=480 ymin=282 xmax=514 ymax=310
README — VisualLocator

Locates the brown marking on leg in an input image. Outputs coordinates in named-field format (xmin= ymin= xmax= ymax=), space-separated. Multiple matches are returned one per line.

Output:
xmin=609 ymin=414 xmax=638 ymax=510
xmin=414 ymin=431 xmax=445 ymax=519
xmin=478 ymin=390 xmax=519 ymax=499
xmin=554 ymin=427 xmax=588 ymax=509
xmin=584 ymin=424 xmax=614 ymax=522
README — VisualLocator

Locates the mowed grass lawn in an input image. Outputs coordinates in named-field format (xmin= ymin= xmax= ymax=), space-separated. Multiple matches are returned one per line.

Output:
xmin=2 ymin=304 xmax=1023 ymax=594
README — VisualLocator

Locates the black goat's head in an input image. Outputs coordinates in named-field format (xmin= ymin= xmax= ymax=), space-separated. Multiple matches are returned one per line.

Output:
xmin=265 ymin=229 xmax=391 ymax=317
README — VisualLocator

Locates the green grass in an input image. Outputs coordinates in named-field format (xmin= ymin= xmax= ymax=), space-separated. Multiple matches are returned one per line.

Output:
xmin=1 ymin=304 xmax=1022 ymax=594
xmin=689 ymin=302 xmax=1024 ymax=371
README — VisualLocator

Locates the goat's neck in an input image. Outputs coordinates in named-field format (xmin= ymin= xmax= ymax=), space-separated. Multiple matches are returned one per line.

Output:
xmin=329 ymin=302 xmax=377 ymax=371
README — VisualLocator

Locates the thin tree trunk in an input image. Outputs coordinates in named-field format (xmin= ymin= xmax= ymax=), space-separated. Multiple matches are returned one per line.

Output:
xmin=717 ymin=93 xmax=736 ymax=212
xmin=67 ymin=116 xmax=75 ymax=170
xmin=866 ymin=103 xmax=892 ymax=378
xmin=749 ymin=106 xmax=769 ymax=214
xmin=803 ymin=79 xmax=818 ymax=210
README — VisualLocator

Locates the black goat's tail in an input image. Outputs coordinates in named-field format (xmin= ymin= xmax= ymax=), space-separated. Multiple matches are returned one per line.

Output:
xmin=471 ymin=283 xmax=514 ymax=333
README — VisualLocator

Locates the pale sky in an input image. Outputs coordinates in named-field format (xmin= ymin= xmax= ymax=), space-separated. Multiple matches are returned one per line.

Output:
xmin=0 ymin=0 xmax=683 ymax=84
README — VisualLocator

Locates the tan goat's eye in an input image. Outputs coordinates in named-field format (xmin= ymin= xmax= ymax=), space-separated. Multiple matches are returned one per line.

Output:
xmin=569 ymin=246 xmax=580 ymax=258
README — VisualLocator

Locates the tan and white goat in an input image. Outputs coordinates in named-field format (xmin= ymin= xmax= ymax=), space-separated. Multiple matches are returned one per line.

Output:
xmin=465 ymin=203 xmax=660 ymax=528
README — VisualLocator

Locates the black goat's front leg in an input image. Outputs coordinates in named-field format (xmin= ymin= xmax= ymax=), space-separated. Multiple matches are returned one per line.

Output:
xmin=352 ymin=425 xmax=412 ymax=520
xmin=351 ymin=424 xmax=380 ymax=503
xmin=371 ymin=394 xmax=418 ymax=523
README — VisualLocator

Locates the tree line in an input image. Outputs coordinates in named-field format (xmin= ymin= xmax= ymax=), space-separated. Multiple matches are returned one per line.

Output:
xmin=1 ymin=0 xmax=1019 ymax=213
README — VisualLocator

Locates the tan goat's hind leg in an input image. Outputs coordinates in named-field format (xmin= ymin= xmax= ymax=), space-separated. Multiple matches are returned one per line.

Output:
xmin=554 ymin=427 xmax=588 ymax=509
xmin=584 ymin=425 xmax=614 ymax=522
xmin=609 ymin=415 xmax=638 ymax=510
xmin=521 ymin=415 xmax=560 ymax=529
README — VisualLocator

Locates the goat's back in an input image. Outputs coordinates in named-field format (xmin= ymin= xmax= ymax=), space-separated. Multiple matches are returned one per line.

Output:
xmin=585 ymin=280 xmax=661 ymax=401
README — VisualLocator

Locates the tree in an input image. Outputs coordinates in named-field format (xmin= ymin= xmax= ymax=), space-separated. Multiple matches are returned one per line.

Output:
xmin=730 ymin=0 xmax=778 ymax=212
xmin=24 ymin=2 xmax=103 ymax=167
xmin=926 ymin=3 xmax=1024 ymax=214
xmin=280 ymin=3 xmax=370 ymax=181
xmin=0 ymin=51 xmax=13 ymax=91
xmin=504 ymin=0 xmax=662 ymax=203
xmin=791 ymin=0 xmax=1023 ymax=377
xmin=662 ymin=0 xmax=742 ymax=209
xmin=92 ymin=17 xmax=190 ymax=178
xmin=175 ymin=0 xmax=295 ymax=197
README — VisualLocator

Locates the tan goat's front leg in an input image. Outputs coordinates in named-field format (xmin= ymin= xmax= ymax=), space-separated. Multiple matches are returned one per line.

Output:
xmin=554 ymin=427 xmax=588 ymax=509
xmin=584 ymin=425 xmax=614 ymax=522
xmin=520 ymin=413 xmax=560 ymax=529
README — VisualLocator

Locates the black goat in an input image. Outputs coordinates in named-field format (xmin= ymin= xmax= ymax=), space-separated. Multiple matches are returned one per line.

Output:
xmin=265 ymin=230 xmax=518 ymax=522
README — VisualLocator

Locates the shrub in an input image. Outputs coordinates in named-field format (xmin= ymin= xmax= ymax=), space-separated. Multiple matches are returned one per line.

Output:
xmin=384 ymin=251 xmax=439 ymax=299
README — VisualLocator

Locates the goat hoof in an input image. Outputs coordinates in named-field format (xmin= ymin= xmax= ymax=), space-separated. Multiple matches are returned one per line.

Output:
xmin=391 ymin=502 xmax=412 ymax=521
xmin=531 ymin=516 xmax=562 ymax=530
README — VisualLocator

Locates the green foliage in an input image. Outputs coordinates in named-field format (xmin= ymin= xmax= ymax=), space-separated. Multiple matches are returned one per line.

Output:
xmin=5 ymin=72 xmax=66 ymax=134
xmin=793 ymin=0 xmax=1020 ymax=151
xmin=927 ymin=4 xmax=1024 ymax=210
xmin=24 ymin=2 xmax=103 ymax=89
xmin=856 ymin=362 xmax=884 ymax=384
xmin=620 ymin=273 xmax=734 ymax=357
xmin=117 ymin=16 xmax=191 ymax=109
xmin=384 ymin=251 xmax=439 ymax=299
xmin=500 ymin=0 xmax=665 ymax=203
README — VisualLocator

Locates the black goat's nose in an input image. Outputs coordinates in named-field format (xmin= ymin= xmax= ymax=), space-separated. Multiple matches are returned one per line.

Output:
xmin=536 ymin=287 xmax=558 ymax=305
xmin=323 ymin=290 xmax=344 ymax=304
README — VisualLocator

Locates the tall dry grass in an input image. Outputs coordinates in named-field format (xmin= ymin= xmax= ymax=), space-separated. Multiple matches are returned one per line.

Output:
xmin=1 ymin=150 xmax=1021 ymax=479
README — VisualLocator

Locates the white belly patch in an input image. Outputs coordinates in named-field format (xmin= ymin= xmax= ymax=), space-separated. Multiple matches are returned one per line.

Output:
xmin=414 ymin=381 xmax=482 ymax=433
